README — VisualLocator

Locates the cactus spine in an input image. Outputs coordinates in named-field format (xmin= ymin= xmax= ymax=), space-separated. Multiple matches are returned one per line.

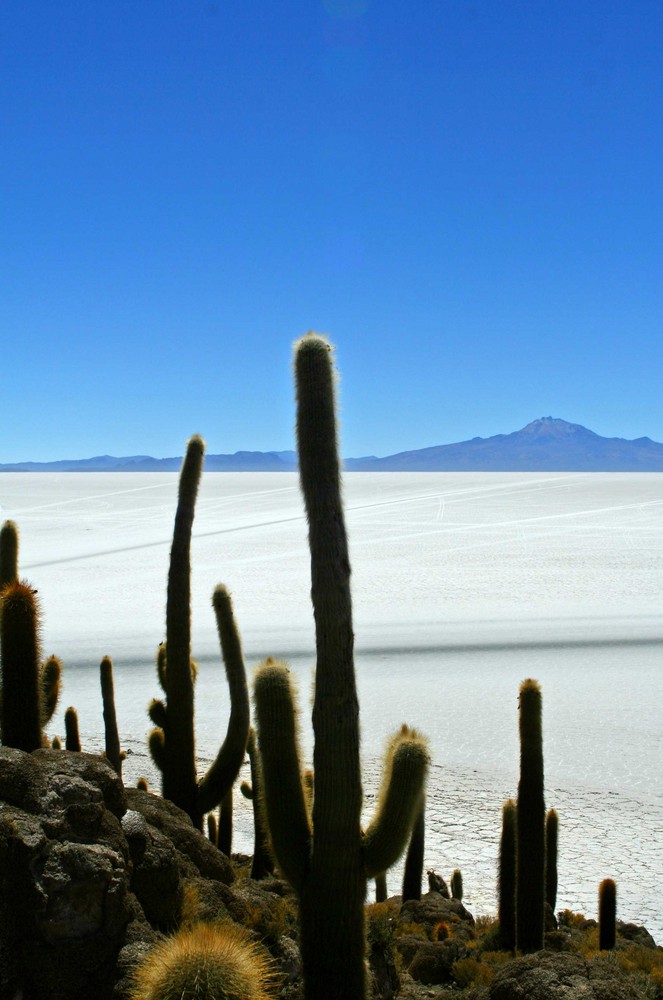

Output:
xmin=598 ymin=878 xmax=617 ymax=950
xmin=545 ymin=807 xmax=559 ymax=913
xmin=254 ymin=335 xmax=429 ymax=1000
xmin=147 ymin=436 xmax=250 ymax=830
xmin=516 ymin=678 xmax=546 ymax=953
xmin=498 ymin=798 xmax=517 ymax=951
xmin=450 ymin=868 xmax=463 ymax=902
xmin=401 ymin=794 xmax=425 ymax=902
xmin=100 ymin=655 xmax=124 ymax=777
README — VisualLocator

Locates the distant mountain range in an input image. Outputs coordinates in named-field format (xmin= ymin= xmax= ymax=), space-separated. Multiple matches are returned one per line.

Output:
xmin=3 ymin=419 xmax=663 ymax=472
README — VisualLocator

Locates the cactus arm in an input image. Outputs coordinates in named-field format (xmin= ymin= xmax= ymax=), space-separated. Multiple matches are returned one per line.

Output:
xmin=0 ymin=520 xmax=19 ymax=589
xmin=100 ymin=656 xmax=123 ymax=777
xmin=163 ymin=435 xmax=204 ymax=819
xmin=363 ymin=731 xmax=430 ymax=879
xmin=148 ymin=698 xmax=167 ymax=729
xmin=253 ymin=659 xmax=310 ymax=892
xmin=40 ymin=655 xmax=62 ymax=728
xmin=156 ymin=643 xmax=167 ymax=692
xmin=148 ymin=727 xmax=165 ymax=771
xmin=197 ymin=585 xmax=250 ymax=816
xmin=0 ymin=581 xmax=43 ymax=752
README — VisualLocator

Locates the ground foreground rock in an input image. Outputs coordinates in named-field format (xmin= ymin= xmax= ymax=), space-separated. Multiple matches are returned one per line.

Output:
xmin=0 ymin=747 xmax=238 ymax=1000
xmin=489 ymin=950 xmax=652 ymax=999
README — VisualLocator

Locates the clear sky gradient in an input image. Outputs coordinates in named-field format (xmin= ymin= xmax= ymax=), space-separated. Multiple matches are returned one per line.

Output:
xmin=3 ymin=1 xmax=662 ymax=462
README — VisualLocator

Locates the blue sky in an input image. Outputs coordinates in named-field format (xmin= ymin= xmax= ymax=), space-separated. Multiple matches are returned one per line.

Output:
xmin=2 ymin=0 xmax=662 ymax=462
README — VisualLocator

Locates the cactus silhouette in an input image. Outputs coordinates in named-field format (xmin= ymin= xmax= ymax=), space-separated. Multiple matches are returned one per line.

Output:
xmin=516 ymin=678 xmax=546 ymax=953
xmin=128 ymin=920 xmax=277 ymax=1000
xmin=217 ymin=787 xmax=233 ymax=857
xmin=0 ymin=520 xmax=19 ymax=589
xmin=254 ymin=334 xmax=429 ymax=1000
xmin=598 ymin=878 xmax=617 ymax=950
xmin=147 ymin=436 xmax=250 ymax=830
xmin=239 ymin=727 xmax=274 ymax=879
xmin=0 ymin=581 xmax=60 ymax=751
xmin=545 ymin=807 xmax=559 ymax=912
xmin=65 ymin=706 xmax=82 ymax=751
xmin=100 ymin=656 xmax=124 ymax=777
xmin=498 ymin=798 xmax=517 ymax=952
xmin=402 ymin=794 xmax=425 ymax=902
xmin=450 ymin=868 xmax=463 ymax=902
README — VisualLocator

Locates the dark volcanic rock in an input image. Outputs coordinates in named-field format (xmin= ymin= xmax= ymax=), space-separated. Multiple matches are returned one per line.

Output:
xmin=0 ymin=748 xmax=137 ymax=1000
xmin=489 ymin=950 xmax=652 ymax=999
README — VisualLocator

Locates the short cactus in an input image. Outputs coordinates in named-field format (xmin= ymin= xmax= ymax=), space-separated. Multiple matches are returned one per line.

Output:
xmin=516 ymin=678 xmax=546 ymax=953
xmin=128 ymin=920 xmax=277 ymax=1000
xmin=64 ymin=706 xmax=82 ymax=751
xmin=498 ymin=798 xmax=517 ymax=952
xmin=0 ymin=581 xmax=45 ymax=752
xmin=450 ymin=868 xmax=463 ymax=902
xmin=100 ymin=656 xmax=124 ymax=777
xmin=598 ymin=878 xmax=617 ymax=950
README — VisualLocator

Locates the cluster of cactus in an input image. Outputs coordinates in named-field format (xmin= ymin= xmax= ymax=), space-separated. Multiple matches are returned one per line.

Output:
xmin=0 ymin=520 xmax=62 ymax=751
xmin=253 ymin=335 xmax=430 ymax=1000
xmin=497 ymin=680 xmax=562 ymax=953
xmin=147 ymin=435 xmax=250 ymax=831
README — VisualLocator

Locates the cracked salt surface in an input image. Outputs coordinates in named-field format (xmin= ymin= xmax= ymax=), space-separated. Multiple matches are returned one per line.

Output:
xmin=2 ymin=471 xmax=661 ymax=943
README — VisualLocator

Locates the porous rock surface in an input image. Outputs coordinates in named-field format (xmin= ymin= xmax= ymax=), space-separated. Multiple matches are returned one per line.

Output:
xmin=0 ymin=747 xmax=235 ymax=1000
xmin=488 ymin=950 xmax=652 ymax=999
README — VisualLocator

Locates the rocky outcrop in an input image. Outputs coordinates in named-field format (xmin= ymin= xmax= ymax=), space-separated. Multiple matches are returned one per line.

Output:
xmin=489 ymin=950 xmax=652 ymax=999
xmin=0 ymin=747 xmax=237 ymax=1000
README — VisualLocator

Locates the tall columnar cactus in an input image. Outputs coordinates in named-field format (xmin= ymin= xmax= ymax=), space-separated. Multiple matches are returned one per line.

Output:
xmin=516 ymin=678 xmax=546 ymax=953
xmin=598 ymin=878 xmax=617 ymax=950
xmin=0 ymin=520 xmax=19 ymax=589
xmin=498 ymin=798 xmax=517 ymax=951
xmin=147 ymin=436 xmax=250 ymax=830
xmin=545 ymin=807 xmax=559 ymax=913
xmin=100 ymin=656 xmax=124 ymax=777
xmin=402 ymin=793 xmax=425 ymax=902
xmin=254 ymin=334 xmax=429 ymax=1000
